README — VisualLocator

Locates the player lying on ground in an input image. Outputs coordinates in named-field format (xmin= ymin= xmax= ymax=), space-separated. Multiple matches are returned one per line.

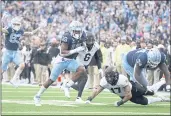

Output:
xmin=122 ymin=48 xmax=170 ymax=91
xmin=1 ymin=16 xmax=44 ymax=87
xmin=34 ymin=21 xmax=89 ymax=106
xmin=86 ymin=66 xmax=170 ymax=107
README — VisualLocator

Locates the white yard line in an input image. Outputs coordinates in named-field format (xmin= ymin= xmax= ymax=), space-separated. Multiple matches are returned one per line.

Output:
xmin=2 ymin=100 xmax=170 ymax=106
xmin=2 ymin=96 xmax=119 ymax=98
xmin=2 ymin=90 xmax=111 ymax=94
xmin=2 ymin=112 xmax=170 ymax=115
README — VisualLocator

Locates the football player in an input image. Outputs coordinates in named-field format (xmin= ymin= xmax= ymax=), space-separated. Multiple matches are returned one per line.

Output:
xmin=122 ymin=48 xmax=170 ymax=91
xmin=62 ymin=32 xmax=103 ymax=102
xmin=1 ymin=16 xmax=44 ymax=87
xmin=86 ymin=66 xmax=170 ymax=106
xmin=76 ymin=31 xmax=103 ymax=76
xmin=34 ymin=21 xmax=88 ymax=106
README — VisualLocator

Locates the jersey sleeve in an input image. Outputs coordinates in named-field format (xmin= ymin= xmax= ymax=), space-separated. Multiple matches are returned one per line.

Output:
xmin=117 ymin=75 xmax=129 ymax=87
xmin=100 ymin=77 xmax=108 ymax=88
xmin=61 ymin=32 xmax=71 ymax=44
xmin=135 ymin=53 xmax=147 ymax=68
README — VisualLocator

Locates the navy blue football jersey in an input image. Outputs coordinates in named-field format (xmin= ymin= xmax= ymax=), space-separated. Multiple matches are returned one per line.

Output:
xmin=126 ymin=49 xmax=166 ymax=69
xmin=61 ymin=31 xmax=87 ymax=59
xmin=5 ymin=27 xmax=24 ymax=50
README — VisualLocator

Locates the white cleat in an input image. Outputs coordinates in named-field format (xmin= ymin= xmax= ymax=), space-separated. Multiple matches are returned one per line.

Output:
xmin=75 ymin=97 xmax=84 ymax=103
xmin=62 ymin=80 xmax=70 ymax=99
xmin=34 ymin=95 xmax=42 ymax=106
xmin=9 ymin=80 xmax=19 ymax=88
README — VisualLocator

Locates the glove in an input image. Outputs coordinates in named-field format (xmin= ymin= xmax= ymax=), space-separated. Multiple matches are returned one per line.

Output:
xmin=98 ymin=69 xmax=103 ymax=78
xmin=114 ymin=100 xmax=124 ymax=107
xmin=75 ymin=46 xmax=85 ymax=53
xmin=85 ymin=100 xmax=91 ymax=104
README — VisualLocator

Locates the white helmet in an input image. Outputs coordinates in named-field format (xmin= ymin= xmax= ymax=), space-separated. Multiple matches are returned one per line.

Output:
xmin=69 ymin=21 xmax=83 ymax=40
xmin=147 ymin=48 xmax=161 ymax=68
xmin=11 ymin=17 xmax=21 ymax=31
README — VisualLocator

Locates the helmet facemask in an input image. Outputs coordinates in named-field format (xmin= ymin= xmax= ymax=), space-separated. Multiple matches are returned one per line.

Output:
xmin=11 ymin=17 xmax=21 ymax=31
xmin=104 ymin=66 xmax=119 ymax=86
xmin=86 ymin=33 xmax=95 ymax=49
xmin=69 ymin=21 xmax=83 ymax=40
xmin=147 ymin=48 xmax=161 ymax=69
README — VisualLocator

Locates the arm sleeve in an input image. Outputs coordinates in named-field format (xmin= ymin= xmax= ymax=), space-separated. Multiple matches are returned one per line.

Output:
xmin=94 ymin=49 xmax=103 ymax=69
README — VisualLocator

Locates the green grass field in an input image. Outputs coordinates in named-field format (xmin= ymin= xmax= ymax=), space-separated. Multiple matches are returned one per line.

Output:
xmin=1 ymin=84 xmax=170 ymax=115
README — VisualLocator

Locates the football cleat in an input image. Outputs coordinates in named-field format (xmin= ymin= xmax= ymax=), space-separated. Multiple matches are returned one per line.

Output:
xmin=61 ymin=79 xmax=70 ymax=99
xmin=9 ymin=80 xmax=19 ymax=88
xmin=85 ymin=100 xmax=91 ymax=104
xmin=34 ymin=95 xmax=41 ymax=106
xmin=75 ymin=97 xmax=84 ymax=103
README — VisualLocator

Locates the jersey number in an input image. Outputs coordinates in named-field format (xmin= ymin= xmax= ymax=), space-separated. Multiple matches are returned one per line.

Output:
xmin=111 ymin=87 xmax=121 ymax=93
xmin=9 ymin=33 xmax=20 ymax=44
xmin=84 ymin=53 xmax=91 ymax=61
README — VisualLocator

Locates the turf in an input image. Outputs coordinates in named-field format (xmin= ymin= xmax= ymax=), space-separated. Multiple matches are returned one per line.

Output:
xmin=1 ymin=84 xmax=170 ymax=115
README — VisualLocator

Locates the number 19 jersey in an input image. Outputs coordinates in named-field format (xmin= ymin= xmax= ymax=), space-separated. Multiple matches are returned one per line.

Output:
xmin=100 ymin=74 xmax=132 ymax=97
xmin=76 ymin=42 xmax=100 ymax=66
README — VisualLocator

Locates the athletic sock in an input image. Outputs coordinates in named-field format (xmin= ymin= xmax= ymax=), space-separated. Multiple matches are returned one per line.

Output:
xmin=2 ymin=71 xmax=8 ymax=81
xmin=66 ymin=80 xmax=74 ymax=87
xmin=147 ymin=79 xmax=166 ymax=93
xmin=11 ymin=67 xmax=23 ymax=81
xmin=147 ymin=97 xmax=162 ymax=104
xmin=36 ymin=86 xmax=47 ymax=97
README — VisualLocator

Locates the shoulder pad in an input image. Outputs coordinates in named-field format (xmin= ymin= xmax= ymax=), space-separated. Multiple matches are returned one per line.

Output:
xmin=61 ymin=32 xmax=72 ymax=43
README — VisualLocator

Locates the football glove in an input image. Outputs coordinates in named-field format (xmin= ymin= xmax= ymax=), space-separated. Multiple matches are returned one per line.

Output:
xmin=114 ymin=100 xmax=124 ymax=107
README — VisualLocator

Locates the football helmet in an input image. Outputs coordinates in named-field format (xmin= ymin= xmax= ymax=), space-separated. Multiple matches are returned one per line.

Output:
xmin=147 ymin=48 xmax=161 ymax=68
xmin=104 ymin=66 xmax=119 ymax=86
xmin=69 ymin=21 xmax=83 ymax=40
xmin=86 ymin=32 xmax=95 ymax=47
xmin=11 ymin=17 xmax=21 ymax=31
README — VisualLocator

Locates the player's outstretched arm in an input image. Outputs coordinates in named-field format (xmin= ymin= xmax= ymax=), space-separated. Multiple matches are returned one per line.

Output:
xmin=60 ymin=43 xmax=85 ymax=57
xmin=115 ymin=85 xmax=132 ymax=107
xmin=85 ymin=85 xmax=104 ymax=103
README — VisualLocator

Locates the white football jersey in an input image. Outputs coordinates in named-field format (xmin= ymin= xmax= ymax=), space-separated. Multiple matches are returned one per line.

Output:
xmin=100 ymin=74 xmax=132 ymax=97
xmin=76 ymin=42 xmax=100 ymax=66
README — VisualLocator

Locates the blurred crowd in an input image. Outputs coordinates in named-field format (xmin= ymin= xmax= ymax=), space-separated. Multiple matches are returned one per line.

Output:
xmin=1 ymin=1 xmax=171 ymax=89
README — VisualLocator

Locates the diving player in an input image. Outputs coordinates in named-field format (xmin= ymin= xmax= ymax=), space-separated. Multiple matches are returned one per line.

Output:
xmin=122 ymin=48 xmax=170 ymax=91
xmin=1 ymin=16 xmax=44 ymax=87
xmin=34 ymin=20 xmax=88 ymax=106
xmin=86 ymin=66 xmax=170 ymax=106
